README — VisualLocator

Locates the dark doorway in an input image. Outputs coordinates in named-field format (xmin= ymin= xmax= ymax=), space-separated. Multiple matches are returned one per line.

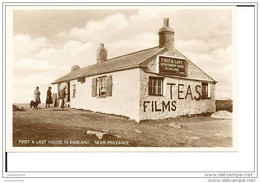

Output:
xmin=66 ymin=82 xmax=70 ymax=102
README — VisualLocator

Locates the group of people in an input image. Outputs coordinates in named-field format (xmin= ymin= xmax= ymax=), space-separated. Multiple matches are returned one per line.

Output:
xmin=33 ymin=86 xmax=67 ymax=108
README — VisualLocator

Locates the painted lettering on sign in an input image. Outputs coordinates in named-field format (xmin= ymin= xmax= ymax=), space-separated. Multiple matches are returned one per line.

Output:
xmin=143 ymin=83 xmax=203 ymax=112
xmin=167 ymin=83 xmax=201 ymax=100
xmin=143 ymin=101 xmax=177 ymax=112
xmin=159 ymin=56 xmax=186 ymax=76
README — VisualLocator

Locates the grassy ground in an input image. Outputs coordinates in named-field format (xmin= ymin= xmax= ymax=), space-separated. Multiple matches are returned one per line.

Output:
xmin=13 ymin=102 xmax=233 ymax=147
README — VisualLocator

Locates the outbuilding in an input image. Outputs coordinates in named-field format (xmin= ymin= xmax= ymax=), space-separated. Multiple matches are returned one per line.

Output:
xmin=52 ymin=18 xmax=217 ymax=122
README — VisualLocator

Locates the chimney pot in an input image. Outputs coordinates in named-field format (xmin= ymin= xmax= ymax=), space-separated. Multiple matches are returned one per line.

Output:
xmin=164 ymin=18 xmax=169 ymax=27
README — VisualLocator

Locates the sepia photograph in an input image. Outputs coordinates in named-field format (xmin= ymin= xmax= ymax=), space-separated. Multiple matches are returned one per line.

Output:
xmin=11 ymin=6 xmax=235 ymax=148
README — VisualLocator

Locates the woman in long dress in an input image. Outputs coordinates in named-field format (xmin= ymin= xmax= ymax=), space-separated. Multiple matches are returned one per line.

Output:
xmin=34 ymin=86 xmax=41 ymax=103
xmin=46 ymin=86 xmax=53 ymax=107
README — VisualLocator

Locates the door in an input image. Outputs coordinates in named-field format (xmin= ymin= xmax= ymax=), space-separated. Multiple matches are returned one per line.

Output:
xmin=66 ymin=82 xmax=70 ymax=102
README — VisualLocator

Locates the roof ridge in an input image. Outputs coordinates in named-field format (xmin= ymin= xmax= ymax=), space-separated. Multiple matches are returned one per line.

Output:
xmin=78 ymin=46 xmax=163 ymax=70
xmin=52 ymin=46 xmax=166 ymax=84
xmin=106 ymin=46 xmax=161 ymax=61
xmin=140 ymin=47 xmax=167 ymax=66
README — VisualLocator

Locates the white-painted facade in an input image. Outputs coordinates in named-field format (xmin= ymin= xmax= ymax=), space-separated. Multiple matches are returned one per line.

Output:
xmin=69 ymin=68 xmax=141 ymax=121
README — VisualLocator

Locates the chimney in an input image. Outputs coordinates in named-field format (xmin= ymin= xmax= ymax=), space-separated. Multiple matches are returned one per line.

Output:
xmin=158 ymin=18 xmax=175 ymax=49
xmin=97 ymin=43 xmax=107 ymax=64
xmin=71 ymin=65 xmax=80 ymax=72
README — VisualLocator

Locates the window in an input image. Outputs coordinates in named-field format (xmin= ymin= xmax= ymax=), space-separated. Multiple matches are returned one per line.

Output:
xmin=202 ymin=82 xmax=210 ymax=99
xmin=92 ymin=75 xmax=112 ymax=97
xmin=72 ymin=84 xmax=76 ymax=98
xmin=99 ymin=77 xmax=107 ymax=96
xmin=148 ymin=77 xmax=163 ymax=96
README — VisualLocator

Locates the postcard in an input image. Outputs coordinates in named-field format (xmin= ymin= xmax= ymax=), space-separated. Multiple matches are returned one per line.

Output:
xmin=7 ymin=5 xmax=236 ymax=151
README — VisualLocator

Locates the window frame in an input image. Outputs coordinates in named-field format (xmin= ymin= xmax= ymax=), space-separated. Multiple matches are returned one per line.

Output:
xmin=72 ymin=84 xmax=76 ymax=98
xmin=148 ymin=77 xmax=164 ymax=96
xmin=98 ymin=76 xmax=107 ymax=97
xmin=201 ymin=82 xmax=211 ymax=99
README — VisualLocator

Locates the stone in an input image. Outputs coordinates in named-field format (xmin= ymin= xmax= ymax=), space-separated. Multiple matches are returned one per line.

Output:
xmin=169 ymin=123 xmax=182 ymax=128
xmin=114 ymin=134 xmax=122 ymax=138
xmin=135 ymin=129 xmax=142 ymax=133
xmin=86 ymin=130 xmax=107 ymax=139
xmin=211 ymin=110 xmax=232 ymax=119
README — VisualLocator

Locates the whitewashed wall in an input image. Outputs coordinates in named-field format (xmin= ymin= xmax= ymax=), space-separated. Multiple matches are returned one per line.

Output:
xmin=69 ymin=68 xmax=141 ymax=121
xmin=139 ymin=50 xmax=216 ymax=121
xmin=139 ymin=70 xmax=216 ymax=121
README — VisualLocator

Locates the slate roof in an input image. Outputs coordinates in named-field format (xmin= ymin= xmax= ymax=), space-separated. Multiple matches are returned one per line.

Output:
xmin=52 ymin=46 xmax=167 ymax=84
xmin=52 ymin=45 xmax=217 ymax=84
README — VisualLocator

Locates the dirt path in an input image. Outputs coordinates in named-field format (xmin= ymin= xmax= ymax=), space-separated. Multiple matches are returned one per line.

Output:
xmin=13 ymin=105 xmax=233 ymax=147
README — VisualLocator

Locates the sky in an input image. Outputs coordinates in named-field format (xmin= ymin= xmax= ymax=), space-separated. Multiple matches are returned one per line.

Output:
xmin=12 ymin=7 xmax=233 ymax=103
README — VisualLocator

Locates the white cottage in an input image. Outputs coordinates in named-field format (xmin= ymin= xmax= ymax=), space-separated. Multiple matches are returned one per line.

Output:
xmin=52 ymin=18 xmax=217 ymax=122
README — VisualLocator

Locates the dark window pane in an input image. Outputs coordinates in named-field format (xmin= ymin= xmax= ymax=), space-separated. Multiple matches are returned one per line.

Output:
xmin=99 ymin=77 xmax=107 ymax=96
xmin=202 ymin=83 xmax=209 ymax=99
xmin=148 ymin=78 xmax=163 ymax=96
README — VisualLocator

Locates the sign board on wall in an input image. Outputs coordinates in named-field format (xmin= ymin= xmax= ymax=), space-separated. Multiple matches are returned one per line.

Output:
xmin=159 ymin=56 xmax=187 ymax=76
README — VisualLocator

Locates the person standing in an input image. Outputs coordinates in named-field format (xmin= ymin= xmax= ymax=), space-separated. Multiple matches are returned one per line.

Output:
xmin=60 ymin=86 xmax=66 ymax=108
xmin=45 ymin=86 xmax=53 ymax=107
xmin=34 ymin=86 xmax=41 ymax=105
